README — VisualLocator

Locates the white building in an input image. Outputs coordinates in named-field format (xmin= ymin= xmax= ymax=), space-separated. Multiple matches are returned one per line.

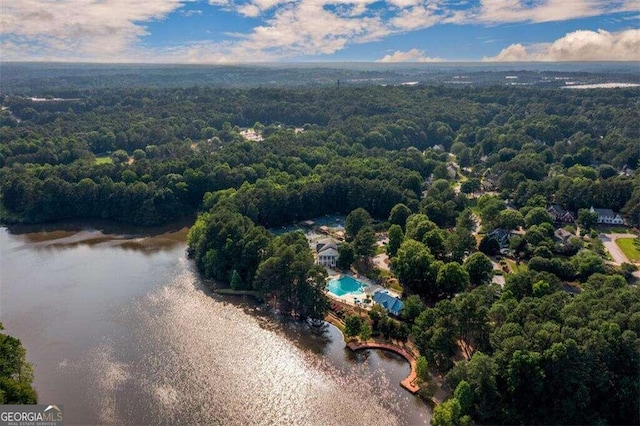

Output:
xmin=316 ymin=238 xmax=339 ymax=268
xmin=317 ymin=246 xmax=339 ymax=268
xmin=590 ymin=207 xmax=624 ymax=225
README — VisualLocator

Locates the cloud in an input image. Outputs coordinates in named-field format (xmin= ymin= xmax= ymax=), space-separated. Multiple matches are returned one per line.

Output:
xmin=181 ymin=9 xmax=203 ymax=17
xmin=476 ymin=0 xmax=604 ymax=24
xmin=483 ymin=43 xmax=530 ymax=61
xmin=483 ymin=29 xmax=640 ymax=61
xmin=0 ymin=0 xmax=185 ymax=59
xmin=378 ymin=48 xmax=443 ymax=62
xmin=232 ymin=0 xmax=391 ymax=57
xmin=390 ymin=6 xmax=442 ymax=31
xmin=0 ymin=0 xmax=637 ymax=63
xmin=237 ymin=4 xmax=262 ymax=17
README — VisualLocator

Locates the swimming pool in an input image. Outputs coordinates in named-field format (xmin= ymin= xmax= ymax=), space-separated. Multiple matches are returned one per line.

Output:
xmin=326 ymin=276 xmax=367 ymax=297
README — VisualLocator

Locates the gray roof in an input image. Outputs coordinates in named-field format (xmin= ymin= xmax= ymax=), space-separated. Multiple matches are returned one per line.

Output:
xmin=318 ymin=247 xmax=339 ymax=257
xmin=548 ymin=204 xmax=567 ymax=215
xmin=487 ymin=228 xmax=513 ymax=248
xmin=591 ymin=207 xmax=617 ymax=217
xmin=554 ymin=228 xmax=573 ymax=238
xmin=316 ymin=238 xmax=338 ymax=253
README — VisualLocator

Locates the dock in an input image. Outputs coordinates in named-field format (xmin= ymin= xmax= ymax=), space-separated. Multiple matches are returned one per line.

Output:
xmin=346 ymin=341 xmax=420 ymax=394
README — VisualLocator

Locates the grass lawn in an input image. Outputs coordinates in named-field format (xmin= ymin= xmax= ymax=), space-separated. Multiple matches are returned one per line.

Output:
xmin=505 ymin=258 xmax=528 ymax=274
xmin=94 ymin=156 xmax=113 ymax=165
xmin=616 ymin=238 xmax=640 ymax=262
xmin=596 ymin=225 xmax=634 ymax=234
xmin=377 ymin=269 xmax=391 ymax=279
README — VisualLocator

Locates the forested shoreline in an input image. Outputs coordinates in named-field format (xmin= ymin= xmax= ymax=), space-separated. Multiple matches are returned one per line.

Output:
xmin=0 ymin=323 xmax=37 ymax=404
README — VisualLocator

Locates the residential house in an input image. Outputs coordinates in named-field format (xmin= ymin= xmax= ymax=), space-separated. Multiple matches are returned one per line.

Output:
xmin=554 ymin=228 xmax=573 ymax=244
xmin=621 ymin=165 xmax=634 ymax=177
xmin=487 ymin=228 xmax=513 ymax=249
xmin=482 ymin=174 xmax=499 ymax=192
xmin=547 ymin=205 xmax=576 ymax=223
xmin=316 ymin=237 xmax=337 ymax=253
xmin=372 ymin=291 xmax=404 ymax=316
xmin=505 ymin=200 xmax=518 ymax=211
xmin=589 ymin=207 xmax=624 ymax=225
xmin=316 ymin=238 xmax=339 ymax=268
xmin=317 ymin=246 xmax=339 ymax=268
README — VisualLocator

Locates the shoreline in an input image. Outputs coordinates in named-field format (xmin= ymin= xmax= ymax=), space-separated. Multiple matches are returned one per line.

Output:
xmin=346 ymin=340 xmax=421 ymax=394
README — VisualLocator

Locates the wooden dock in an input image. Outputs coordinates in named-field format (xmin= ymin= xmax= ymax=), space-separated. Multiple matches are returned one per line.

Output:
xmin=346 ymin=341 xmax=420 ymax=394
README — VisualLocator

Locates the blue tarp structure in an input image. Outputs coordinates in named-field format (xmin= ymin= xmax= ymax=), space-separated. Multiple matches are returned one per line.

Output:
xmin=372 ymin=291 xmax=404 ymax=316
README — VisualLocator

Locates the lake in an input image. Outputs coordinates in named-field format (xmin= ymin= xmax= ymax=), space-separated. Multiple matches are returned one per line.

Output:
xmin=0 ymin=223 xmax=431 ymax=425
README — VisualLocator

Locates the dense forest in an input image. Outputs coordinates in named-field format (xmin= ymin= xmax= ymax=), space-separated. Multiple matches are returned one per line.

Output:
xmin=1 ymin=85 xmax=638 ymax=225
xmin=1 ymin=82 xmax=639 ymax=424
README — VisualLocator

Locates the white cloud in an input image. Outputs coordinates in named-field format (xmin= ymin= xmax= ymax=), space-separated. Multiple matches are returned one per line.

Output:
xmin=476 ymin=0 xmax=616 ymax=24
xmin=390 ymin=6 xmax=441 ymax=30
xmin=387 ymin=0 xmax=422 ymax=8
xmin=483 ymin=29 xmax=640 ymax=61
xmin=238 ymin=4 xmax=262 ymax=17
xmin=482 ymin=43 xmax=530 ymax=61
xmin=232 ymin=0 xmax=391 ymax=56
xmin=181 ymin=9 xmax=203 ymax=17
xmin=378 ymin=48 xmax=443 ymax=62
xmin=0 ymin=0 xmax=185 ymax=59
xmin=0 ymin=0 xmax=637 ymax=63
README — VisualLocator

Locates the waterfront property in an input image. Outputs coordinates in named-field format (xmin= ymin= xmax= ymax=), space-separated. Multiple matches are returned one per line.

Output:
xmin=327 ymin=275 xmax=368 ymax=298
xmin=372 ymin=290 xmax=404 ymax=316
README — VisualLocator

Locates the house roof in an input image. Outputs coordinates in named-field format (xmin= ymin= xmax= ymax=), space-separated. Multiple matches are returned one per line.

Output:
xmin=487 ymin=228 xmax=513 ymax=249
xmin=372 ymin=291 xmax=404 ymax=316
xmin=590 ymin=207 xmax=617 ymax=217
xmin=318 ymin=247 xmax=339 ymax=257
xmin=554 ymin=228 xmax=573 ymax=239
xmin=316 ymin=238 xmax=338 ymax=253
xmin=487 ymin=228 xmax=511 ymax=237
xmin=548 ymin=204 xmax=567 ymax=215
xmin=318 ymin=242 xmax=338 ymax=252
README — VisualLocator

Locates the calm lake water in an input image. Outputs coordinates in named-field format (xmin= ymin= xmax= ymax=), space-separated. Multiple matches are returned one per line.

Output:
xmin=0 ymin=223 xmax=431 ymax=425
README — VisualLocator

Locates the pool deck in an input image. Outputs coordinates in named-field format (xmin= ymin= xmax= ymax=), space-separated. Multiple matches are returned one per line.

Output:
xmin=325 ymin=272 xmax=397 ymax=308
xmin=346 ymin=341 xmax=420 ymax=394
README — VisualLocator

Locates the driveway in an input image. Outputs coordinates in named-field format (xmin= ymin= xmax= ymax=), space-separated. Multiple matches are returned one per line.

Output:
xmin=599 ymin=233 xmax=637 ymax=265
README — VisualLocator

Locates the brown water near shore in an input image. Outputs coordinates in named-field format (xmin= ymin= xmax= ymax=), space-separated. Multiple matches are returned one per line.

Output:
xmin=0 ymin=223 xmax=431 ymax=425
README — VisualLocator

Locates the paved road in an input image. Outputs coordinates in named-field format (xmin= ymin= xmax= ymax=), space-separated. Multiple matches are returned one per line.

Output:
xmin=599 ymin=233 xmax=638 ymax=265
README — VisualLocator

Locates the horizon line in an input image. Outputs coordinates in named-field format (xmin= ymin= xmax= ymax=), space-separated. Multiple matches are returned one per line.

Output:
xmin=2 ymin=60 xmax=640 ymax=66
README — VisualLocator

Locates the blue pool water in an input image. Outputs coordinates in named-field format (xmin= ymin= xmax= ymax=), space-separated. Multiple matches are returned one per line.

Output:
xmin=327 ymin=276 xmax=366 ymax=297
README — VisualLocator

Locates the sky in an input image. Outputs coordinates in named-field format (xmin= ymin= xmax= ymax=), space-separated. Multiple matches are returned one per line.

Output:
xmin=1 ymin=0 xmax=638 ymax=63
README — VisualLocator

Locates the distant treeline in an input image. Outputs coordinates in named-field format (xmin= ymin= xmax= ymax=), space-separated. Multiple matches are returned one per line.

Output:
xmin=1 ymin=85 xmax=638 ymax=225
xmin=3 ymin=62 xmax=639 ymax=93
